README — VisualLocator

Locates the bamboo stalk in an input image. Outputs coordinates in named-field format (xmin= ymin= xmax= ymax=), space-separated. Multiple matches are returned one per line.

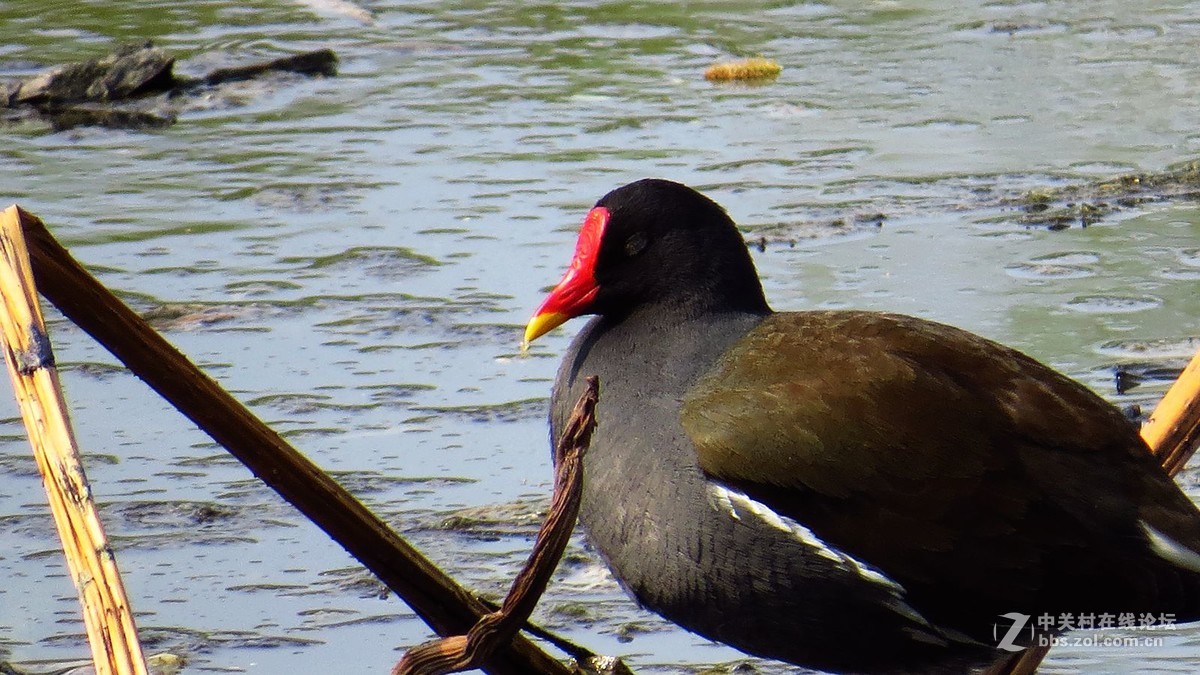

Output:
xmin=10 ymin=206 xmax=571 ymax=675
xmin=0 ymin=205 xmax=148 ymax=675
xmin=989 ymin=344 xmax=1200 ymax=675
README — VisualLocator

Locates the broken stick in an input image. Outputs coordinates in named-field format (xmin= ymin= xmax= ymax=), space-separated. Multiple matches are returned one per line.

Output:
xmin=394 ymin=377 xmax=599 ymax=675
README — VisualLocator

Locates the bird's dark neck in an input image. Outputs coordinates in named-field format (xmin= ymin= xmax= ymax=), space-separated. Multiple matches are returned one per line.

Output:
xmin=568 ymin=304 xmax=769 ymax=404
xmin=611 ymin=290 xmax=771 ymax=340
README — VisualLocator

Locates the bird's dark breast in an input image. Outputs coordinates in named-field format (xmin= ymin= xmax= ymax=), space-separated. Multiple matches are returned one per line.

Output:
xmin=548 ymin=311 xmax=997 ymax=672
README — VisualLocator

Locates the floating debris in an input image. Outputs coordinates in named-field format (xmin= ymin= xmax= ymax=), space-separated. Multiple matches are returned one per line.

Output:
xmin=0 ymin=652 xmax=184 ymax=675
xmin=294 ymin=0 xmax=376 ymax=25
xmin=704 ymin=58 xmax=782 ymax=82
xmin=1007 ymin=160 xmax=1200 ymax=229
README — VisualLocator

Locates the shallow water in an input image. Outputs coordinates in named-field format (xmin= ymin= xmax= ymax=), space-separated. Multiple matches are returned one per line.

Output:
xmin=2 ymin=1 xmax=1200 ymax=673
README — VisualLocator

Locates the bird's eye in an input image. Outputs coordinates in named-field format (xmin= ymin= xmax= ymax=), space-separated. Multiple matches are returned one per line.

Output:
xmin=624 ymin=233 xmax=648 ymax=257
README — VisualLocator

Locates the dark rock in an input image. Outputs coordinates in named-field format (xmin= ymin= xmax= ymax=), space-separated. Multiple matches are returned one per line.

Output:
xmin=7 ymin=41 xmax=175 ymax=106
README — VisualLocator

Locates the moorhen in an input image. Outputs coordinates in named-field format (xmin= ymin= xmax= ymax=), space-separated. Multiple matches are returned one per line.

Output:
xmin=524 ymin=179 xmax=1200 ymax=673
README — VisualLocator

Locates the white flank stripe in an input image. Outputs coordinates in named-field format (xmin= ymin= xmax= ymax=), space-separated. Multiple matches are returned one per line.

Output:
xmin=706 ymin=484 xmax=934 ymax=628
xmin=707 ymin=484 xmax=906 ymax=594
xmin=707 ymin=484 xmax=738 ymax=522
xmin=1141 ymin=521 xmax=1200 ymax=574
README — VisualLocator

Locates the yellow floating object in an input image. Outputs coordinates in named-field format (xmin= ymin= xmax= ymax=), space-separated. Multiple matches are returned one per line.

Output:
xmin=704 ymin=58 xmax=782 ymax=82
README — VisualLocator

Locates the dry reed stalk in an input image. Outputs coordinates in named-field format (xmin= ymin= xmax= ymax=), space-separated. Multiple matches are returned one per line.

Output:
xmin=1144 ymin=348 xmax=1200 ymax=476
xmin=0 ymin=205 xmax=148 ymax=675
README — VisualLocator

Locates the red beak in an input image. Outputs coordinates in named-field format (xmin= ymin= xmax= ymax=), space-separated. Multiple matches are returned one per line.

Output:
xmin=524 ymin=206 xmax=609 ymax=343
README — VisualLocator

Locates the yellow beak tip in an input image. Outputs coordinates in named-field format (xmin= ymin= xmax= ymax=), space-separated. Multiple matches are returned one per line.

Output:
xmin=523 ymin=312 xmax=569 ymax=344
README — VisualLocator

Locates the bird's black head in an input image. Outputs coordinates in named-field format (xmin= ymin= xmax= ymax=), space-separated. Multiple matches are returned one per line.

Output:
xmin=526 ymin=179 xmax=770 ymax=342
